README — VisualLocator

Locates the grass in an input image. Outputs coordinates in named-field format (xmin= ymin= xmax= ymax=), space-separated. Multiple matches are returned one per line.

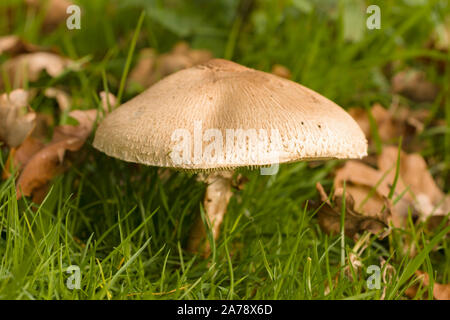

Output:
xmin=0 ymin=0 xmax=449 ymax=299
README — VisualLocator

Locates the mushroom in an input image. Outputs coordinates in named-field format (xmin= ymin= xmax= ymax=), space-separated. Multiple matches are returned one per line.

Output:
xmin=93 ymin=59 xmax=367 ymax=255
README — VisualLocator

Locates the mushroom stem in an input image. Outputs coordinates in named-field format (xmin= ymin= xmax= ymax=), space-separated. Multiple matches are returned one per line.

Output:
xmin=187 ymin=170 xmax=234 ymax=256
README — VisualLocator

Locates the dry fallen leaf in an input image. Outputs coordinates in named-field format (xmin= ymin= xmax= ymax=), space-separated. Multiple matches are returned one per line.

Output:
xmin=128 ymin=48 xmax=157 ymax=89
xmin=32 ymin=112 xmax=54 ymax=141
xmin=14 ymin=92 xmax=117 ymax=202
xmin=157 ymin=43 xmax=193 ymax=76
xmin=44 ymin=87 xmax=71 ymax=111
xmin=16 ymin=137 xmax=85 ymax=199
xmin=0 ymin=35 xmax=40 ymax=55
xmin=15 ymin=113 xmax=94 ymax=200
xmin=0 ymin=89 xmax=36 ymax=147
xmin=391 ymin=69 xmax=439 ymax=102
xmin=1 ymin=52 xmax=73 ymax=88
xmin=2 ymin=136 xmax=44 ymax=179
xmin=371 ymin=103 xmax=399 ymax=142
xmin=406 ymin=271 xmax=450 ymax=300
xmin=348 ymin=107 xmax=371 ymax=138
xmin=349 ymin=102 xmax=429 ymax=150
xmin=171 ymin=41 xmax=213 ymax=65
xmin=52 ymin=109 xmax=97 ymax=142
xmin=100 ymin=91 xmax=117 ymax=112
xmin=331 ymin=146 xmax=449 ymax=229
xmin=378 ymin=146 xmax=450 ymax=219
xmin=271 ymin=64 xmax=291 ymax=79
xmin=315 ymin=182 xmax=390 ymax=239
xmin=128 ymin=42 xmax=213 ymax=90
xmin=333 ymin=160 xmax=410 ymax=227
xmin=25 ymin=0 xmax=74 ymax=31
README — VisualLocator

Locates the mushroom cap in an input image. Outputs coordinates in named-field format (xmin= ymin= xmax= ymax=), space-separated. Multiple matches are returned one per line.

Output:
xmin=93 ymin=59 xmax=367 ymax=171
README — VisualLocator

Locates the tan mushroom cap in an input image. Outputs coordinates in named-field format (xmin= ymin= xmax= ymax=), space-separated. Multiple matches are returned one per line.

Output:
xmin=93 ymin=59 xmax=367 ymax=171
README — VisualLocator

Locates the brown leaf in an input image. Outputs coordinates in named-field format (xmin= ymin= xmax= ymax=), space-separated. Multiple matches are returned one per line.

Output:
xmin=16 ymin=108 xmax=98 ymax=201
xmin=186 ymin=48 xmax=214 ymax=65
xmin=271 ymin=64 xmax=291 ymax=79
xmin=315 ymin=182 xmax=390 ymax=239
xmin=14 ymin=90 xmax=114 ymax=202
xmin=31 ymin=112 xmax=54 ymax=141
xmin=332 ymin=147 xmax=449 ymax=229
xmin=99 ymin=91 xmax=117 ymax=112
xmin=0 ymin=89 xmax=36 ymax=147
xmin=16 ymin=137 xmax=84 ymax=198
xmin=348 ymin=103 xmax=429 ymax=152
xmin=128 ymin=42 xmax=213 ymax=89
xmin=1 ymin=52 xmax=73 ymax=88
xmin=335 ymin=160 xmax=394 ymax=198
xmin=378 ymin=146 xmax=450 ymax=218
xmin=348 ymin=107 xmax=371 ymax=138
xmin=32 ymin=117 xmax=52 ymax=137
xmin=333 ymin=160 xmax=411 ymax=228
xmin=2 ymin=136 xmax=44 ymax=179
xmin=30 ymin=184 xmax=51 ymax=204
xmin=392 ymin=102 xmax=429 ymax=134
xmin=25 ymin=0 xmax=74 ymax=31
xmin=406 ymin=271 xmax=450 ymax=300
xmin=425 ymin=215 xmax=450 ymax=232
xmin=128 ymin=48 xmax=157 ymax=89
xmin=0 ymin=35 xmax=41 ymax=55
xmin=52 ymin=109 xmax=97 ymax=142
xmin=171 ymin=41 xmax=190 ymax=55
xmin=371 ymin=103 xmax=399 ymax=142
xmin=157 ymin=52 xmax=192 ymax=76
xmin=44 ymin=87 xmax=71 ymax=111
xmin=392 ymin=69 xmax=439 ymax=102
xmin=171 ymin=41 xmax=213 ymax=65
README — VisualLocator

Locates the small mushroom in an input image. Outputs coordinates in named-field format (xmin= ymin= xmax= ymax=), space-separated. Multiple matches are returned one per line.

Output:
xmin=93 ymin=59 xmax=367 ymax=255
